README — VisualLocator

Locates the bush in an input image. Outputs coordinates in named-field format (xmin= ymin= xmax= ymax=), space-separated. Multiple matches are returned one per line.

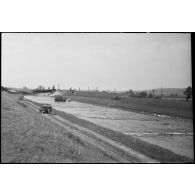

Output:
xmin=148 ymin=93 xmax=153 ymax=98
xmin=154 ymin=95 xmax=162 ymax=99
xmin=184 ymin=86 xmax=192 ymax=101
xmin=137 ymin=91 xmax=147 ymax=98
xmin=170 ymin=94 xmax=177 ymax=97
xmin=128 ymin=89 xmax=134 ymax=97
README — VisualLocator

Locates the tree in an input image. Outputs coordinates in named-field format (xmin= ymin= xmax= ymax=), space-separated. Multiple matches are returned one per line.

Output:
xmin=23 ymin=86 xmax=28 ymax=90
xmin=183 ymin=86 xmax=192 ymax=101
xmin=152 ymin=89 xmax=155 ymax=96
xmin=138 ymin=91 xmax=147 ymax=98
xmin=148 ymin=92 xmax=153 ymax=98
xmin=51 ymin=85 xmax=56 ymax=92
xmin=38 ymin=85 xmax=42 ymax=90
xmin=129 ymin=89 xmax=134 ymax=97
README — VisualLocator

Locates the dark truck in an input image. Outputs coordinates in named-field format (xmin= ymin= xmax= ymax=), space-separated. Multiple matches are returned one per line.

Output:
xmin=18 ymin=94 xmax=24 ymax=100
xmin=39 ymin=104 xmax=52 ymax=114
xmin=54 ymin=96 xmax=67 ymax=102
xmin=111 ymin=95 xmax=121 ymax=100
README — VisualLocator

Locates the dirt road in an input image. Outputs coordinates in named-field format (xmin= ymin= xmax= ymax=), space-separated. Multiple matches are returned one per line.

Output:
xmin=24 ymin=100 xmax=158 ymax=163
xmin=2 ymin=92 xmax=193 ymax=163
xmin=25 ymin=95 xmax=194 ymax=159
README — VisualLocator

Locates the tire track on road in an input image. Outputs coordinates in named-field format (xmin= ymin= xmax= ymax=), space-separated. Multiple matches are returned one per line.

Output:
xmin=23 ymin=99 xmax=158 ymax=163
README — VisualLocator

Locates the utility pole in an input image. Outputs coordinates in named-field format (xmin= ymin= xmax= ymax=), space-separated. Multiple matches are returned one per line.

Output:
xmin=161 ymin=87 xmax=163 ymax=97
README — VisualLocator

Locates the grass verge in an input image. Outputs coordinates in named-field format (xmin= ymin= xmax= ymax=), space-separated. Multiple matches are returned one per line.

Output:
xmin=1 ymin=93 xmax=115 ymax=163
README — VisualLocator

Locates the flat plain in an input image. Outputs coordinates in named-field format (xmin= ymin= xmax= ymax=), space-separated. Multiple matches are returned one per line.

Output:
xmin=1 ymin=91 xmax=193 ymax=163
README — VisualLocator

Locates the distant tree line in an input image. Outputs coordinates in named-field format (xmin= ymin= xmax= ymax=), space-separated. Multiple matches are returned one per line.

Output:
xmin=183 ymin=86 xmax=192 ymax=101
xmin=127 ymin=86 xmax=192 ymax=101
xmin=127 ymin=89 xmax=149 ymax=98
xmin=32 ymin=85 xmax=56 ymax=94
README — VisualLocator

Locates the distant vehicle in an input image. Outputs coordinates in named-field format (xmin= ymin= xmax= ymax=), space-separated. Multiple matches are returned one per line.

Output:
xmin=54 ymin=96 xmax=67 ymax=102
xmin=18 ymin=94 xmax=24 ymax=100
xmin=111 ymin=96 xmax=121 ymax=100
xmin=39 ymin=104 xmax=52 ymax=114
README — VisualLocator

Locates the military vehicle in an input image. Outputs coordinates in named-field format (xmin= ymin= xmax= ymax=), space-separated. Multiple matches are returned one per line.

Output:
xmin=54 ymin=96 xmax=67 ymax=102
xmin=18 ymin=94 xmax=24 ymax=100
xmin=39 ymin=104 xmax=52 ymax=114
xmin=111 ymin=96 xmax=121 ymax=100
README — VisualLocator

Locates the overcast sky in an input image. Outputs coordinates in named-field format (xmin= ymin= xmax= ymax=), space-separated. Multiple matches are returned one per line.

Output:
xmin=2 ymin=33 xmax=191 ymax=91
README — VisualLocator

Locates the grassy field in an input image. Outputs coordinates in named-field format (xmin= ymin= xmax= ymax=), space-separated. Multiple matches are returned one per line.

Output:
xmin=2 ymin=92 xmax=193 ymax=163
xmin=66 ymin=94 xmax=193 ymax=119
xmin=1 ymin=92 xmax=115 ymax=163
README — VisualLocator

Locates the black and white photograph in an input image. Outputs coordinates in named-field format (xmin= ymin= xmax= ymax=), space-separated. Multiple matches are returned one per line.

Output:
xmin=1 ymin=32 xmax=193 ymax=163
